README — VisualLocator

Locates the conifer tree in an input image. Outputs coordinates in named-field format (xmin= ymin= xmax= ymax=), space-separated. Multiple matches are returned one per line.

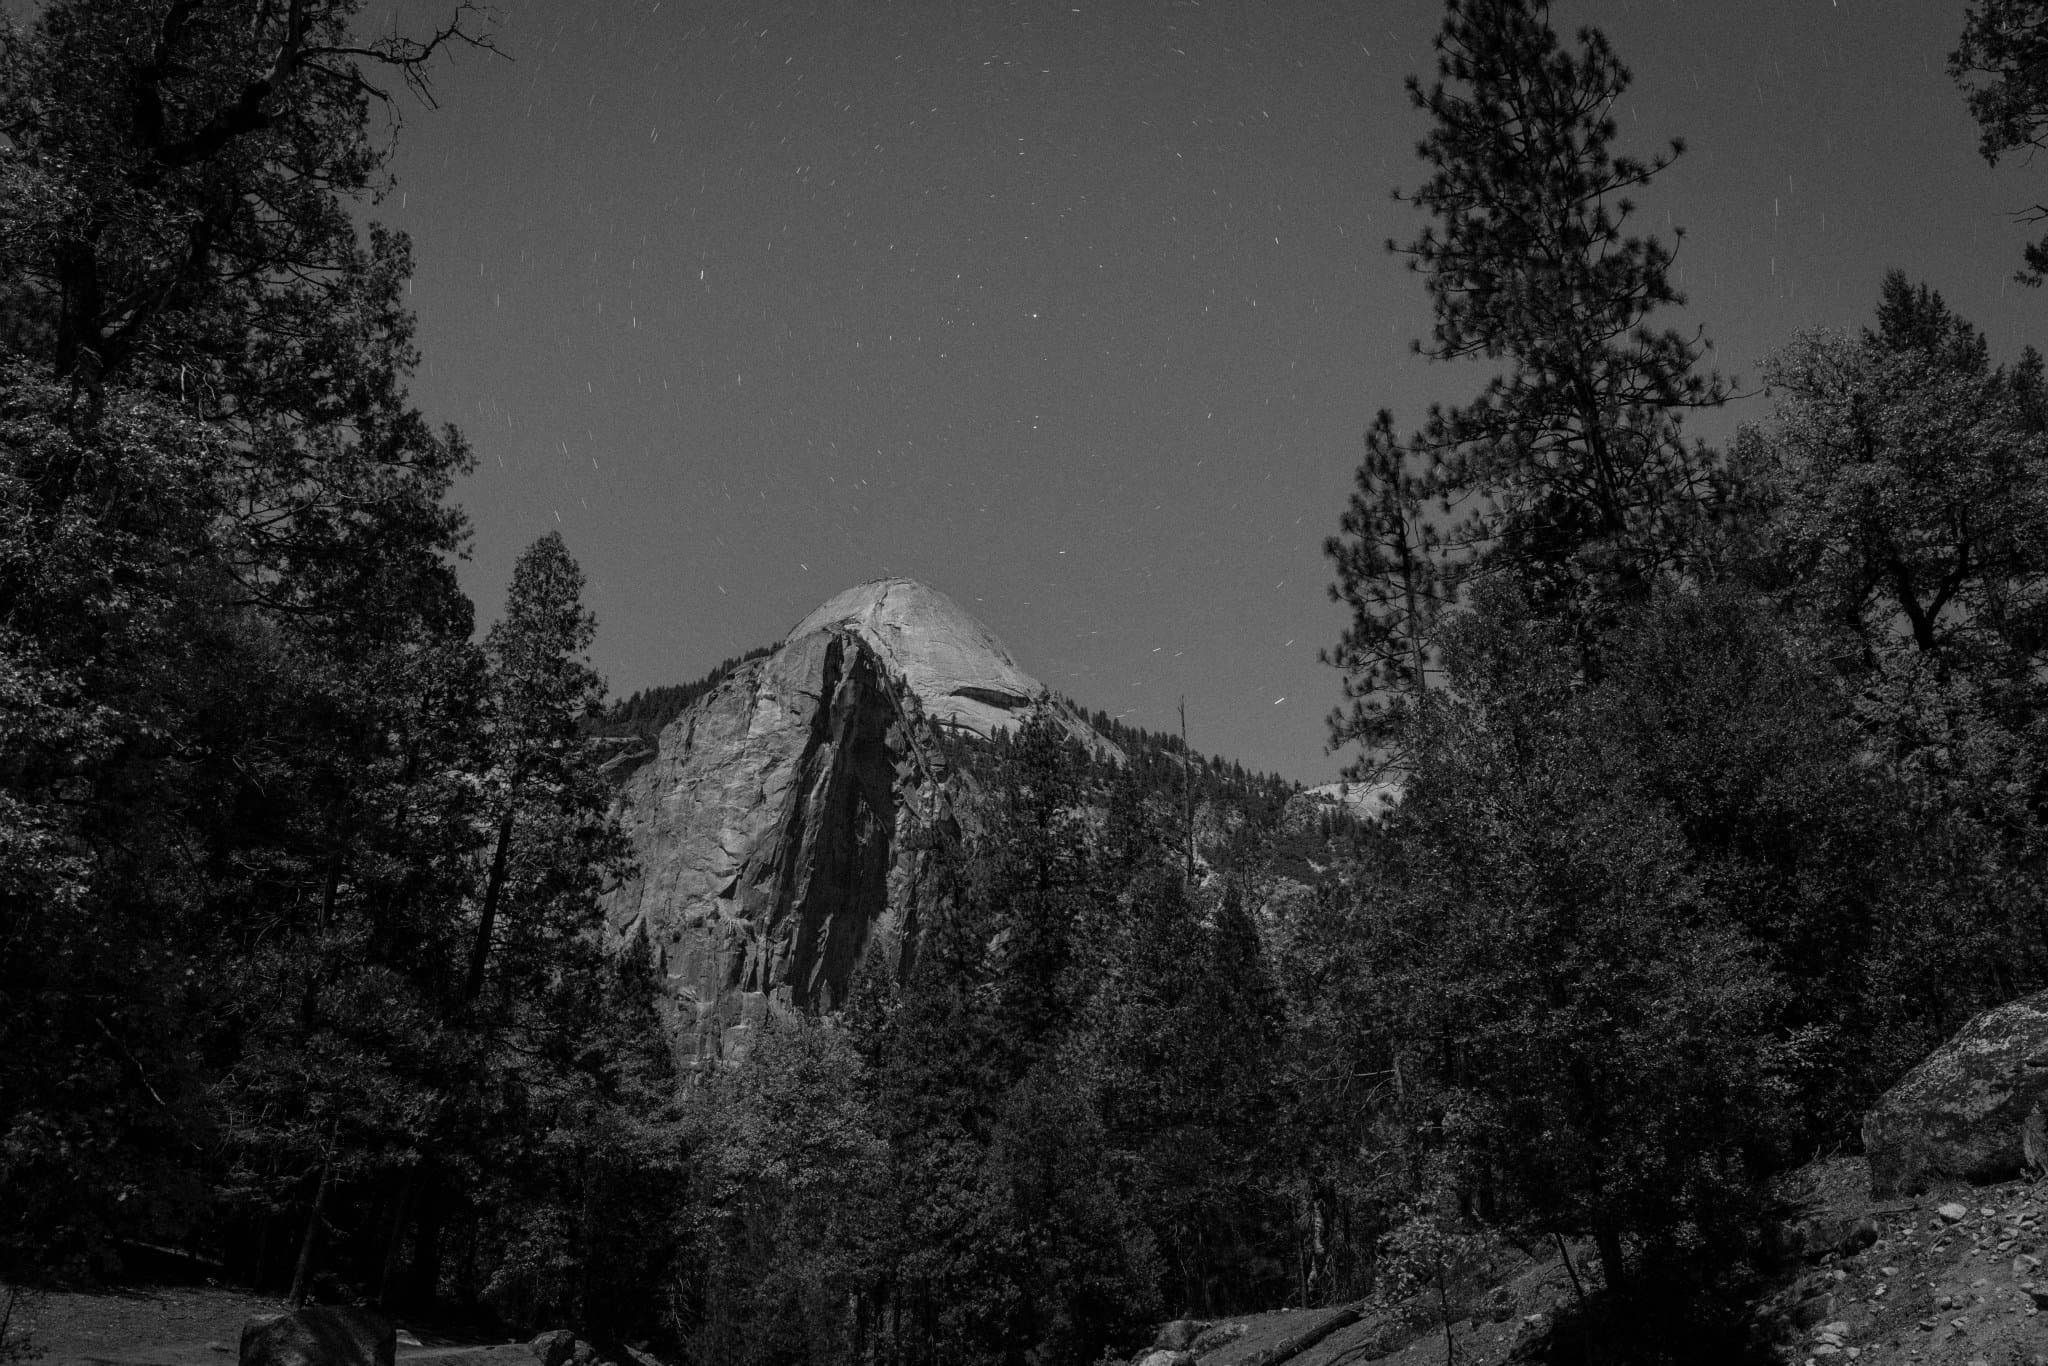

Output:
xmin=1374 ymin=585 xmax=1797 ymax=1318
xmin=466 ymin=531 xmax=611 ymax=1005
xmin=1324 ymin=411 xmax=1450 ymax=773
xmin=1327 ymin=0 xmax=1726 ymax=765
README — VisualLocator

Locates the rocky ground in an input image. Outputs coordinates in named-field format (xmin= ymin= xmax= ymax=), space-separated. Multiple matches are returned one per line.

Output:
xmin=1125 ymin=1245 xmax=1570 ymax=1366
xmin=1126 ymin=1158 xmax=2048 ymax=1366
xmin=1759 ymin=1157 xmax=2048 ymax=1366
xmin=0 ymin=1286 xmax=532 ymax=1366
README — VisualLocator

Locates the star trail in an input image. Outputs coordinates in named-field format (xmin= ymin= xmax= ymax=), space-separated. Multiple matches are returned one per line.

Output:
xmin=379 ymin=0 xmax=2042 ymax=782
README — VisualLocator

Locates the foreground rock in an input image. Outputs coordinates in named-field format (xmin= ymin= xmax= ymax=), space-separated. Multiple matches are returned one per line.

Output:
xmin=1862 ymin=989 xmax=2048 ymax=1196
xmin=239 ymin=1305 xmax=394 ymax=1366
xmin=604 ymin=580 xmax=1107 ymax=1069
xmin=529 ymin=1328 xmax=626 ymax=1366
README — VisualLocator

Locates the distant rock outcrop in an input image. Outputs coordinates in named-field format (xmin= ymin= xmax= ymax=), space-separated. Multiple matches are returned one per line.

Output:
xmin=1862 ymin=989 xmax=2048 ymax=1196
xmin=603 ymin=579 xmax=1103 ymax=1068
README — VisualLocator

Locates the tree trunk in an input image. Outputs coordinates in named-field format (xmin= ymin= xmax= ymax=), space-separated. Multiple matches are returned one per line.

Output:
xmin=464 ymin=803 xmax=517 ymax=1004
xmin=288 ymin=1150 xmax=334 ymax=1309
xmin=377 ymin=1172 xmax=415 ymax=1308
xmin=1399 ymin=525 xmax=1430 ymax=717
xmin=53 ymin=237 xmax=104 ymax=384
xmin=1593 ymin=1226 xmax=1626 ymax=1296
xmin=252 ymin=1211 xmax=273 ymax=1291
xmin=408 ymin=1173 xmax=444 ymax=1308
xmin=1179 ymin=698 xmax=1194 ymax=886
xmin=1554 ymin=1232 xmax=1587 ymax=1307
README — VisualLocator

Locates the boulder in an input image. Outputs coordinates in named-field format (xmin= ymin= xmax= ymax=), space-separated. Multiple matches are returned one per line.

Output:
xmin=1152 ymin=1319 xmax=1203 ymax=1351
xmin=1189 ymin=1322 xmax=1249 ymax=1353
xmin=530 ymin=1329 xmax=578 ymax=1366
xmin=1781 ymin=1213 xmax=1880 ymax=1263
xmin=239 ymin=1305 xmax=394 ymax=1366
xmin=1134 ymin=1353 xmax=1196 ymax=1366
xmin=1862 ymin=989 xmax=2048 ymax=1196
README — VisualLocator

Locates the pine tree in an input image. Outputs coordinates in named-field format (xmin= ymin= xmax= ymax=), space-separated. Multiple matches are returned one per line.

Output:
xmin=1327 ymin=0 xmax=1727 ymax=767
xmin=465 ymin=531 xmax=612 ymax=1006
xmin=1323 ymin=411 xmax=1450 ymax=774
xmin=0 ymin=0 xmax=492 ymax=394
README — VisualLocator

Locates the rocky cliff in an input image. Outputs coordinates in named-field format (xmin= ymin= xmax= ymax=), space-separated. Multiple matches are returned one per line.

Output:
xmin=603 ymin=579 xmax=1100 ymax=1068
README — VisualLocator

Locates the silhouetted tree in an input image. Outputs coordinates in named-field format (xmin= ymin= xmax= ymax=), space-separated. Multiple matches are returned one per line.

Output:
xmin=466 ymin=531 xmax=611 ymax=1005
xmin=1954 ymin=0 xmax=2048 ymax=282
xmin=1327 ymin=0 xmax=1729 ymax=769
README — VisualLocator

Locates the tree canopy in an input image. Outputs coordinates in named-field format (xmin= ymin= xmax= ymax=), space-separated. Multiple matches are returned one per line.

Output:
xmin=1954 ymin=0 xmax=2048 ymax=282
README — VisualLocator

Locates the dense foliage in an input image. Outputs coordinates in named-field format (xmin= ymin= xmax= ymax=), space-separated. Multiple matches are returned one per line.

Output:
xmin=0 ymin=0 xmax=678 ymax=1346
xmin=1954 ymin=0 xmax=2048 ymax=282
xmin=1311 ymin=2 xmax=2048 ymax=1358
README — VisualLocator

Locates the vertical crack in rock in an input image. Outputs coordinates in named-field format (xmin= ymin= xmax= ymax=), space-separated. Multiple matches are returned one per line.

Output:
xmin=749 ymin=631 xmax=898 ymax=1015
xmin=604 ymin=626 xmax=935 ymax=1069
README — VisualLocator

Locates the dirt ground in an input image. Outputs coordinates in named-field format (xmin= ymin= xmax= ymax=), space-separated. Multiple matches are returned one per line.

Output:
xmin=1760 ymin=1157 xmax=2048 ymax=1366
xmin=1 ymin=1285 xmax=531 ymax=1366
xmin=1144 ymin=1158 xmax=2048 ymax=1366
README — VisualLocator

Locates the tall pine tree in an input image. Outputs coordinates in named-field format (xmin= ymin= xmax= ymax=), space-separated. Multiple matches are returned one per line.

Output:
xmin=466 ymin=531 xmax=612 ymax=1007
xmin=1327 ymin=0 xmax=1727 ymax=769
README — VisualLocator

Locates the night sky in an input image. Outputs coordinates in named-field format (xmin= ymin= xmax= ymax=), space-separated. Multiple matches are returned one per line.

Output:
xmin=373 ymin=0 xmax=2046 ymax=784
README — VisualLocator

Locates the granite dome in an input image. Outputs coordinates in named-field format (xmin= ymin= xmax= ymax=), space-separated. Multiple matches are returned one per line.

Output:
xmin=785 ymin=578 xmax=1058 ymax=743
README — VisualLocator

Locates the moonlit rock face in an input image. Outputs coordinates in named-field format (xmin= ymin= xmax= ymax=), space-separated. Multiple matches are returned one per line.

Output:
xmin=1863 ymin=988 xmax=2048 ymax=1196
xmin=605 ymin=630 xmax=926 ymax=1070
xmin=785 ymin=578 xmax=1050 ymax=742
xmin=606 ymin=579 xmax=1121 ymax=1068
